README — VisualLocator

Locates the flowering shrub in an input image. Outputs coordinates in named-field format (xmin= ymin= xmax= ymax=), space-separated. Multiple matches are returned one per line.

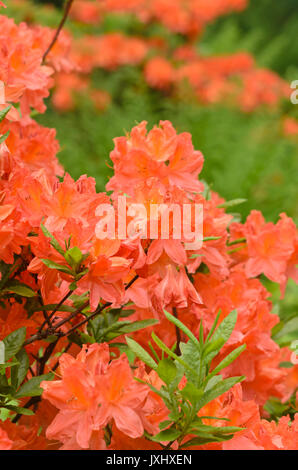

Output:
xmin=0 ymin=4 xmax=297 ymax=451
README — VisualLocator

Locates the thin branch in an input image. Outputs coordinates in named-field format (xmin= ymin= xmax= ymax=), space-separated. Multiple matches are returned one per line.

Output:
xmin=16 ymin=275 xmax=140 ymax=421
xmin=42 ymin=0 xmax=74 ymax=63
xmin=12 ymin=340 xmax=59 ymax=423
xmin=51 ymin=342 xmax=72 ymax=372
xmin=24 ymin=274 xmax=139 ymax=345
xmin=38 ymin=291 xmax=52 ymax=329
xmin=61 ymin=274 xmax=139 ymax=338
xmin=50 ymin=299 xmax=89 ymax=331
xmin=173 ymin=307 xmax=181 ymax=356
xmin=38 ymin=290 xmax=73 ymax=333
xmin=61 ymin=301 xmax=112 ymax=337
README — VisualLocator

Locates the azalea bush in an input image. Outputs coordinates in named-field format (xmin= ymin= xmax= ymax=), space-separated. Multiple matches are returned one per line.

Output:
xmin=0 ymin=0 xmax=297 ymax=451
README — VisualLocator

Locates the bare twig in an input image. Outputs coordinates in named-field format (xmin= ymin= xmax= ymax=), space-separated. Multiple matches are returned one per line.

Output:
xmin=38 ymin=290 xmax=74 ymax=333
xmin=42 ymin=0 xmax=74 ymax=63
xmin=12 ymin=340 xmax=59 ymax=423
xmin=60 ymin=274 xmax=139 ymax=338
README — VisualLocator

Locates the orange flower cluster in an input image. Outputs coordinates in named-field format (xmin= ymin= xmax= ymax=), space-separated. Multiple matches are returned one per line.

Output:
xmin=45 ymin=1 xmax=290 ymax=115
xmin=71 ymin=0 xmax=247 ymax=38
xmin=51 ymin=32 xmax=148 ymax=111
xmin=283 ymin=117 xmax=298 ymax=137
xmin=144 ymin=52 xmax=289 ymax=110
xmin=0 ymin=9 xmax=297 ymax=451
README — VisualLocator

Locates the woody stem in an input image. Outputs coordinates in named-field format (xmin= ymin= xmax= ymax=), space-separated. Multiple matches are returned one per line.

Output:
xmin=173 ymin=307 xmax=181 ymax=355
xmin=42 ymin=0 xmax=74 ymax=62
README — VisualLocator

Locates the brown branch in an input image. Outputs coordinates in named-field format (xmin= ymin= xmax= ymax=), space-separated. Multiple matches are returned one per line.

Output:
xmin=38 ymin=291 xmax=52 ymax=329
xmin=24 ymin=274 xmax=139 ymax=345
xmin=60 ymin=274 xmax=139 ymax=338
xmin=50 ymin=299 xmax=90 ymax=331
xmin=12 ymin=340 xmax=59 ymax=423
xmin=42 ymin=0 xmax=74 ymax=63
xmin=15 ymin=274 xmax=140 ymax=421
xmin=173 ymin=307 xmax=181 ymax=356
xmin=38 ymin=290 xmax=73 ymax=333
xmin=61 ymin=300 xmax=112 ymax=337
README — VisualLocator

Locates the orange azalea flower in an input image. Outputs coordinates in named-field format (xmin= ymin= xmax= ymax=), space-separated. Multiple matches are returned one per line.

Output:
xmin=42 ymin=344 xmax=150 ymax=448
xmin=144 ymin=57 xmax=175 ymax=90
xmin=107 ymin=120 xmax=204 ymax=194
xmin=0 ymin=427 xmax=12 ymax=450
xmin=244 ymin=211 xmax=296 ymax=285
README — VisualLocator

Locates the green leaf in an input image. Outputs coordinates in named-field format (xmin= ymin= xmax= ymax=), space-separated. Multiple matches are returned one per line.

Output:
xmin=31 ymin=304 xmax=76 ymax=314
xmin=191 ymin=424 xmax=243 ymax=437
xmin=11 ymin=349 xmax=29 ymax=390
xmin=164 ymin=309 xmax=199 ymax=347
xmin=159 ymin=420 xmax=173 ymax=431
xmin=212 ymin=310 xmax=237 ymax=344
xmin=116 ymin=319 xmax=158 ymax=334
xmin=0 ymin=131 xmax=9 ymax=144
xmin=41 ymin=259 xmax=73 ymax=275
xmin=197 ymin=376 xmax=244 ymax=410
xmin=204 ymin=310 xmax=238 ymax=363
xmin=4 ymin=405 xmax=34 ymax=416
xmin=179 ymin=341 xmax=201 ymax=386
xmin=203 ymin=236 xmax=222 ymax=241
xmin=3 ymin=280 xmax=36 ymax=298
xmin=64 ymin=246 xmax=83 ymax=268
xmin=206 ymin=311 xmax=221 ymax=342
xmin=0 ymin=106 xmax=11 ymax=122
xmin=100 ymin=319 xmax=158 ymax=342
xmin=181 ymin=436 xmax=230 ymax=447
xmin=181 ymin=382 xmax=204 ymax=404
xmin=150 ymin=427 xmax=181 ymax=442
xmin=156 ymin=359 xmax=177 ymax=385
xmin=152 ymin=333 xmax=198 ymax=377
xmin=205 ymin=345 xmax=246 ymax=384
xmin=3 ymin=327 xmax=26 ymax=361
xmin=204 ymin=375 xmax=223 ymax=392
xmin=227 ymin=237 xmax=246 ymax=246
xmin=40 ymin=224 xmax=65 ymax=256
xmin=15 ymin=373 xmax=54 ymax=398
xmin=273 ymin=317 xmax=298 ymax=347
xmin=217 ymin=199 xmax=247 ymax=209
xmin=126 ymin=337 xmax=157 ymax=370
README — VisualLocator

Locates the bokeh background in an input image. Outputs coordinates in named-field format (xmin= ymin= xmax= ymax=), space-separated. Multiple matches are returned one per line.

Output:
xmin=6 ymin=0 xmax=298 ymax=222
xmin=5 ymin=0 xmax=298 ymax=347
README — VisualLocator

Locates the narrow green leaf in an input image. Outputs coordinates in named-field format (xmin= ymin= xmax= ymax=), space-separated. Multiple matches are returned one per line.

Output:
xmin=15 ymin=373 xmax=53 ymax=398
xmin=3 ymin=280 xmax=36 ymax=298
xmin=40 ymin=224 xmax=65 ymax=256
xmin=64 ymin=246 xmax=83 ymax=267
xmin=206 ymin=345 xmax=246 ymax=384
xmin=203 ymin=236 xmax=221 ymax=241
xmin=0 ymin=106 xmax=11 ymax=122
xmin=0 ymin=131 xmax=9 ymax=144
xmin=126 ymin=337 xmax=157 ymax=370
xmin=41 ymin=259 xmax=73 ymax=275
xmin=150 ymin=427 xmax=181 ymax=442
xmin=152 ymin=333 xmax=197 ymax=376
xmin=3 ymin=327 xmax=26 ymax=361
xmin=181 ymin=382 xmax=204 ymax=404
xmin=217 ymin=199 xmax=247 ymax=209
xmin=197 ymin=376 xmax=245 ymax=410
xmin=156 ymin=359 xmax=177 ymax=385
xmin=11 ymin=349 xmax=29 ymax=390
xmin=163 ymin=309 xmax=199 ymax=347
